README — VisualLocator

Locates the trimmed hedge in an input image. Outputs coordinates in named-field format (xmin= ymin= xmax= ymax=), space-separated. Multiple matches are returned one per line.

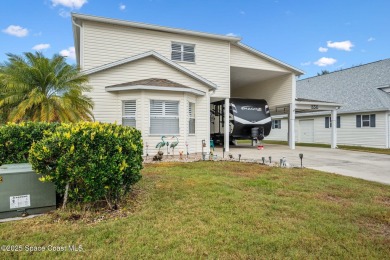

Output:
xmin=29 ymin=122 xmax=143 ymax=207
xmin=0 ymin=122 xmax=58 ymax=165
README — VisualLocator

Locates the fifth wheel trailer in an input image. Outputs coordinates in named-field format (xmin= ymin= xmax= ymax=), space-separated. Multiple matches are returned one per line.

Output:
xmin=210 ymin=98 xmax=272 ymax=145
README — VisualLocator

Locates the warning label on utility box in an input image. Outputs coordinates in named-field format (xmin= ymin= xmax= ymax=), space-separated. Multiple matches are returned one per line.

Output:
xmin=10 ymin=195 xmax=31 ymax=209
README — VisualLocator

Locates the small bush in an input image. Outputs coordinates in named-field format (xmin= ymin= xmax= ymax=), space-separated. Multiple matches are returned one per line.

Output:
xmin=0 ymin=122 xmax=58 ymax=165
xmin=29 ymin=122 xmax=143 ymax=208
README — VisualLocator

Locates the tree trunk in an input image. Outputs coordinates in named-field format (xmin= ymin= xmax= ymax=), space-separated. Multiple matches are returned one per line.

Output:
xmin=62 ymin=182 xmax=70 ymax=209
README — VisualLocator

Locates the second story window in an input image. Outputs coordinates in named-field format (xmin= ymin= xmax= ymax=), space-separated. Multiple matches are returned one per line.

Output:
xmin=171 ymin=42 xmax=195 ymax=62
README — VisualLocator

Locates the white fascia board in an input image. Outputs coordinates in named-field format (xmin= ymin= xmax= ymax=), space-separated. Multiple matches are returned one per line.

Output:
xmin=81 ymin=51 xmax=218 ymax=90
xmin=296 ymin=100 xmax=342 ymax=108
xmin=234 ymin=42 xmax=304 ymax=76
xmin=106 ymin=85 xmax=206 ymax=96
xmin=72 ymin=13 xmax=241 ymax=42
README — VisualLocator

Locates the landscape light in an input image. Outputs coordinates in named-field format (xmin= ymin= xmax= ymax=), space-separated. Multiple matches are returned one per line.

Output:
xmin=299 ymin=153 xmax=303 ymax=168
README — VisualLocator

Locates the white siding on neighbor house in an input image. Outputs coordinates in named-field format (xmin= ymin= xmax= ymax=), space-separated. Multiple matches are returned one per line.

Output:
xmin=230 ymin=45 xmax=290 ymax=72
xmin=87 ymin=56 xmax=210 ymax=154
xmin=266 ymin=112 xmax=389 ymax=148
xmin=266 ymin=118 xmax=288 ymax=141
xmin=82 ymin=21 xmax=230 ymax=98
xmin=231 ymin=74 xmax=294 ymax=108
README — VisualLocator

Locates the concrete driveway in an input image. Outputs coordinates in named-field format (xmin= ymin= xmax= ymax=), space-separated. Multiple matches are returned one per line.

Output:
xmin=214 ymin=144 xmax=390 ymax=185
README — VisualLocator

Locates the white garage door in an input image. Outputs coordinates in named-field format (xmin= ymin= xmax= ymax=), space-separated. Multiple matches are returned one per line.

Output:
xmin=299 ymin=119 xmax=314 ymax=143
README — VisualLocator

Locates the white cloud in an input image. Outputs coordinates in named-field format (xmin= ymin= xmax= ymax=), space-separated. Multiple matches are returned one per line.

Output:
xmin=314 ymin=57 xmax=337 ymax=67
xmin=318 ymin=47 xmax=328 ymax=53
xmin=368 ymin=37 xmax=375 ymax=42
xmin=327 ymin=40 xmax=354 ymax=51
xmin=226 ymin=33 xmax=238 ymax=37
xmin=32 ymin=43 xmax=51 ymax=51
xmin=51 ymin=0 xmax=87 ymax=9
xmin=60 ymin=46 xmax=76 ymax=60
xmin=59 ymin=9 xmax=70 ymax=17
xmin=2 ymin=25 xmax=29 ymax=37
xmin=119 ymin=4 xmax=126 ymax=10
xmin=300 ymin=61 xmax=311 ymax=66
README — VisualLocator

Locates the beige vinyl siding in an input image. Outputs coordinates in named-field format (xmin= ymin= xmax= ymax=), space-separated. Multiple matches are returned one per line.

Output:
xmin=230 ymin=45 xmax=289 ymax=72
xmin=266 ymin=112 xmax=388 ymax=148
xmin=87 ymin=56 xmax=210 ymax=154
xmin=82 ymin=20 xmax=230 ymax=97
xmin=231 ymin=74 xmax=294 ymax=108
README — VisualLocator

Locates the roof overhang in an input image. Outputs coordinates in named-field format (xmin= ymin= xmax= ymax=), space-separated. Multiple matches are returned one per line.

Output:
xmin=232 ymin=42 xmax=304 ymax=76
xmin=71 ymin=13 xmax=241 ymax=43
xmin=81 ymin=50 xmax=218 ymax=90
xmin=270 ymin=98 xmax=342 ymax=116
xmin=106 ymin=85 xmax=205 ymax=96
xmin=295 ymin=99 xmax=342 ymax=113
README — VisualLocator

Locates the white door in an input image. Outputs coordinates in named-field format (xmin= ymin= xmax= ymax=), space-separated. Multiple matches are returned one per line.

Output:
xmin=299 ymin=119 xmax=314 ymax=143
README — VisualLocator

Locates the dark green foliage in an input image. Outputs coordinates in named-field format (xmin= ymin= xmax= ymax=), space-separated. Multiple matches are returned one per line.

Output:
xmin=0 ymin=122 xmax=58 ymax=165
xmin=29 ymin=122 xmax=143 ymax=207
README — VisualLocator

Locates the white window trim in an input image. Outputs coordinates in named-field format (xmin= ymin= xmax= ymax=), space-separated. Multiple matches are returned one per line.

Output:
xmin=272 ymin=119 xmax=281 ymax=129
xmin=357 ymin=114 xmax=376 ymax=128
xmin=171 ymin=42 xmax=196 ymax=63
xmin=122 ymin=100 xmax=136 ymax=128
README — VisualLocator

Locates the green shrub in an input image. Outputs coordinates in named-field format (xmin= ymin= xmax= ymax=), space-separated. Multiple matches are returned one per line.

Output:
xmin=0 ymin=122 xmax=58 ymax=165
xmin=29 ymin=122 xmax=143 ymax=207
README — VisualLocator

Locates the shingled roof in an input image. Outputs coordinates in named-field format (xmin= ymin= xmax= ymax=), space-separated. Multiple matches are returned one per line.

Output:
xmin=106 ymin=78 xmax=189 ymax=89
xmin=297 ymin=59 xmax=390 ymax=113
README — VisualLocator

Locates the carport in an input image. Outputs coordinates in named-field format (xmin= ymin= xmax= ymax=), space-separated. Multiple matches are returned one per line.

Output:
xmin=210 ymin=43 xmax=341 ymax=152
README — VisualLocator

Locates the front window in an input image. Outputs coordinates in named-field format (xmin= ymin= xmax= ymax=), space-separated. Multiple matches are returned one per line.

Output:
xmin=150 ymin=100 xmax=179 ymax=134
xmin=122 ymin=100 xmax=136 ymax=127
xmin=171 ymin=42 xmax=195 ymax=62
xmin=189 ymin=102 xmax=195 ymax=134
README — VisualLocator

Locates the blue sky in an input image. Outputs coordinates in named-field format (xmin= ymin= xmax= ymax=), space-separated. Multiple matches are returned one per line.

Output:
xmin=1 ymin=0 xmax=389 ymax=78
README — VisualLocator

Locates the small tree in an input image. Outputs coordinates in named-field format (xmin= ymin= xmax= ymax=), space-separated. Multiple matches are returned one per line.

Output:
xmin=0 ymin=52 xmax=93 ymax=123
xmin=29 ymin=122 xmax=143 ymax=209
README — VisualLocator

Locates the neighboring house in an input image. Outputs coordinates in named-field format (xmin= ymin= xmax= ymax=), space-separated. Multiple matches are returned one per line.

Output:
xmin=71 ymin=13 xmax=311 ymax=154
xmin=267 ymin=59 xmax=390 ymax=148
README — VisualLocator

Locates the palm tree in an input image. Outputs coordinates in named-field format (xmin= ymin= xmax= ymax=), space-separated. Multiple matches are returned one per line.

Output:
xmin=0 ymin=52 xmax=94 ymax=123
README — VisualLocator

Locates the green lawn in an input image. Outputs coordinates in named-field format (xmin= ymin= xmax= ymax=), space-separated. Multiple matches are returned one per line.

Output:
xmin=258 ymin=140 xmax=390 ymax=155
xmin=1 ymin=162 xmax=389 ymax=259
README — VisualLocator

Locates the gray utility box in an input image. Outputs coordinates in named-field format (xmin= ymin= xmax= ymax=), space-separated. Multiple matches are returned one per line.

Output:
xmin=0 ymin=163 xmax=56 ymax=219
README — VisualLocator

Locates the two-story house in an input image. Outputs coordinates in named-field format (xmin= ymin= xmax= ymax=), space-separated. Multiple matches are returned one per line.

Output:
xmin=71 ymin=13 xmax=340 ymax=154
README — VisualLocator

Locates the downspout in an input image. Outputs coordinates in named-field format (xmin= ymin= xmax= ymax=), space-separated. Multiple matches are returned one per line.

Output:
xmin=72 ymin=17 xmax=82 ymax=68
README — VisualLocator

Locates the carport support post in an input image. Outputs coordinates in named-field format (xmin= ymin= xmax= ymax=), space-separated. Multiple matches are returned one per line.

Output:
xmin=331 ymin=109 xmax=337 ymax=149
xmin=288 ymin=103 xmax=296 ymax=149
xmin=224 ymin=98 xmax=230 ymax=152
